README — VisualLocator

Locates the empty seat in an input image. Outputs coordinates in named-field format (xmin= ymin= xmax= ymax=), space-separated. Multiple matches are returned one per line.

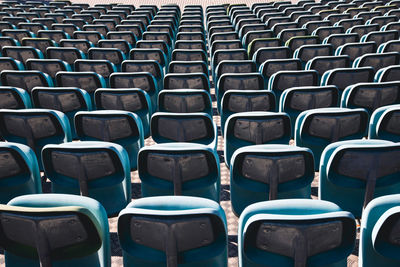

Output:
xmin=118 ymin=195 xmax=227 ymax=265
xmin=0 ymin=36 xmax=19 ymax=49
xmin=1 ymin=193 xmax=110 ymax=266
xmin=31 ymin=87 xmax=92 ymax=139
xmin=47 ymin=47 xmax=85 ymax=67
xmin=285 ymin=36 xmax=319 ymax=51
xmin=73 ymin=31 xmax=104 ymax=45
xmin=42 ymin=141 xmax=131 ymax=216
xmin=109 ymin=72 xmax=158 ymax=113
xmin=150 ymin=112 xmax=217 ymax=150
xmin=248 ymin=38 xmax=281 ymax=59
xmin=52 ymin=23 xmax=79 ymax=37
xmin=295 ymin=107 xmax=369 ymax=169
xmin=26 ymin=59 xmax=71 ymax=81
xmin=347 ymin=24 xmax=380 ymax=39
xmin=174 ymin=40 xmax=206 ymax=51
xmin=321 ymin=67 xmax=375 ymax=96
xmin=312 ymin=26 xmax=344 ymax=42
xmin=2 ymin=29 xmax=33 ymax=42
xmin=305 ymin=55 xmax=350 ymax=78
xmin=335 ymin=42 xmax=377 ymax=63
xmin=293 ymin=44 xmax=333 ymax=67
xmin=2 ymin=46 xmax=43 ymax=66
xmin=320 ymin=139 xmax=400 ymax=218
xmin=168 ymin=61 xmax=208 ymax=77
xmin=242 ymin=29 xmax=274 ymax=48
xmin=210 ymin=40 xmax=243 ymax=58
xmin=121 ymin=59 xmax=163 ymax=89
xmin=278 ymin=28 xmax=308 ymax=43
xmin=268 ymin=70 xmax=319 ymax=101
xmin=98 ymin=39 xmax=132 ymax=57
xmin=378 ymin=40 xmax=400 ymax=53
xmin=129 ymin=48 xmax=167 ymax=70
xmin=0 ymin=86 xmax=31 ymax=109
xmin=0 ymin=70 xmax=53 ymax=93
xmin=239 ymin=199 xmax=356 ymax=266
xmin=0 ymin=57 xmax=24 ymax=71
xmin=171 ymin=49 xmax=207 ymax=63
xmin=224 ymin=111 xmax=291 ymax=167
xmin=0 ymin=142 xmax=41 ymax=203
xmin=38 ymin=30 xmax=69 ymax=44
xmin=253 ymin=47 xmax=291 ymax=66
xmin=353 ymin=52 xmax=400 ymax=73
xmin=215 ymin=60 xmax=257 ymax=84
xmin=323 ymin=33 xmax=359 ymax=50
xmin=361 ymin=30 xmax=399 ymax=47
xmin=74 ymin=111 xmax=144 ymax=170
xmin=74 ymin=59 xmax=116 ymax=83
xmin=60 ymin=39 xmax=93 ymax=54
xmin=375 ymin=65 xmax=400 ymax=83
xmin=369 ymin=104 xmax=400 ymax=142
xmin=231 ymin=144 xmax=314 ymax=215
xmin=366 ymin=15 xmax=397 ymax=28
xmin=359 ymin=194 xmax=400 ymax=267
xmin=18 ymin=22 xmax=46 ymax=35
xmin=95 ymin=88 xmax=152 ymax=138
xmin=164 ymin=72 xmax=210 ymax=92
xmin=342 ymin=81 xmax=400 ymax=115
xmin=0 ymin=109 xmax=72 ymax=170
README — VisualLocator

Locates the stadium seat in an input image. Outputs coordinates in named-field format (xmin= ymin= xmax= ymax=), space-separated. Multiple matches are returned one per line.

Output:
xmin=118 ymin=195 xmax=227 ymax=266
xmin=26 ymin=59 xmax=71 ymax=81
xmin=94 ymin=88 xmax=152 ymax=138
xmin=74 ymin=110 xmax=144 ymax=170
xmin=293 ymin=44 xmax=334 ymax=67
xmin=38 ymin=30 xmax=70 ymax=44
xmin=18 ymin=22 xmax=46 ymax=35
xmin=221 ymin=89 xmax=276 ymax=135
xmin=42 ymin=141 xmax=131 ymax=217
xmin=278 ymin=28 xmax=308 ymax=43
xmin=52 ymin=23 xmax=79 ymax=37
xmin=150 ymin=112 xmax=217 ymax=150
xmin=0 ymin=142 xmax=41 ymax=203
xmin=305 ymin=55 xmax=350 ymax=79
xmin=360 ymin=30 xmax=399 ymax=47
xmin=0 ymin=36 xmax=20 ymax=48
xmin=230 ymin=144 xmax=314 ymax=215
xmin=295 ymin=107 xmax=369 ymax=170
xmin=73 ymin=31 xmax=104 ymax=46
xmin=375 ymin=65 xmax=400 ymax=82
xmin=0 ymin=57 xmax=24 ymax=71
xmin=268 ymin=70 xmax=319 ymax=101
xmin=164 ymin=72 xmax=210 ymax=92
xmin=335 ymin=41 xmax=377 ymax=63
xmin=253 ymin=47 xmax=291 ymax=67
xmin=47 ymin=47 xmax=85 ymax=68
xmin=353 ymin=52 xmax=400 ymax=73
xmin=74 ymin=59 xmax=116 ymax=86
xmin=224 ymin=111 xmax=291 ymax=167
xmin=109 ymin=72 xmax=158 ymax=113
xmin=366 ymin=15 xmax=397 ymax=28
xmin=322 ymin=33 xmax=359 ymax=50
xmin=0 ymin=70 xmax=53 ymax=93
xmin=2 ymin=29 xmax=33 ymax=43
xmin=0 ymin=86 xmax=31 ymax=109
xmin=98 ymin=39 xmax=132 ymax=56
xmin=280 ymin=85 xmax=339 ymax=137
xmin=378 ymin=40 xmax=400 ymax=53
xmin=168 ymin=61 xmax=208 ymax=76
xmin=242 ymin=29 xmax=273 ymax=48
xmin=285 ymin=36 xmax=319 ymax=51
xmin=238 ymin=199 xmax=356 ymax=267
xmin=122 ymin=59 xmax=164 ymax=89
xmin=31 ymin=87 xmax=92 ymax=139
xmin=1 ymin=193 xmax=110 ymax=266
xmin=319 ymin=139 xmax=400 ymax=218
xmin=158 ymin=89 xmax=213 ymax=117
xmin=174 ymin=40 xmax=206 ymax=51
xmin=2 ymin=46 xmax=43 ymax=65
xmin=216 ymin=73 xmax=264 ymax=113
xmin=129 ymin=48 xmax=168 ymax=71
xmin=312 ymin=26 xmax=344 ymax=42
xmin=171 ymin=49 xmax=207 ymax=63
xmin=215 ymin=60 xmax=257 ymax=84
xmin=88 ymin=48 xmax=125 ymax=70
xmin=0 ymin=109 xmax=72 ymax=170
xmin=60 ymin=39 xmax=93 ymax=54
xmin=368 ymin=104 xmax=400 ymax=142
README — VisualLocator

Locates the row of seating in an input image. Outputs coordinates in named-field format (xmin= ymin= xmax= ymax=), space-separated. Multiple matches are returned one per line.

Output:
xmin=1 ymin=192 xmax=400 ymax=266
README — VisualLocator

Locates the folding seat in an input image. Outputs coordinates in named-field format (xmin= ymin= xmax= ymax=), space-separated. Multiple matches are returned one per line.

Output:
xmin=116 ymin=24 xmax=143 ymax=40
xmin=353 ymin=52 xmax=400 ymax=73
xmin=164 ymin=72 xmax=210 ymax=92
xmin=1 ymin=29 xmax=34 ymax=43
xmin=312 ymin=26 xmax=344 ymax=42
xmin=375 ymin=65 xmax=400 ymax=83
xmin=231 ymin=144 xmax=315 ymax=215
xmin=278 ymin=28 xmax=309 ymax=44
xmin=247 ymin=38 xmax=281 ymax=59
xmin=366 ymin=15 xmax=397 ymax=28
xmin=0 ymin=86 xmax=32 ymax=109
xmin=268 ymin=70 xmax=319 ymax=101
xmin=322 ymin=33 xmax=359 ymax=50
xmin=321 ymin=67 xmax=374 ymax=97
xmin=59 ymin=39 xmax=93 ymax=55
xmin=150 ymin=112 xmax=217 ymax=150
xmin=295 ymin=107 xmax=369 ymax=170
xmin=42 ymin=141 xmax=130 ymax=216
xmin=335 ymin=41 xmax=377 ymax=63
xmin=238 ymin=199 xmax=356 ymax=266
xmin=361 ymin=30 xmax=399 ymax=47
xmin=285 ymin=36 xmax=319 ymax=51
xmin=0 ymin=109 xmax=71 ymax=170
xmin=51 ymin=23 xmax=79 ymax=37
xmin=46 ymin=47 xmax=85 ymax=68
xmin=110 ymin=72 xmax=158 ymax=113
xmin=253 ymin=47 xmax=292 ymax=67
xmin=242 ymin=30 xmax=274 ymax=49
xmin=305 ymin=55 xmax=350 ymax=79
xmin=0 ymin=193 xmax=110 ymax=266
xmin=260 ymin=58 xmax=301 ymax=82
xmin=320 ymin=139 xmax=400 ymax=218
xmin=0 ymin=56 xmax=24 ymax=71
xmin=37 ymin=30 xmax=69 ymax=44
xmin=74 ymin=110 xmax=143 ymax=170
xmin=342 ymin=81 xmax=400 ymax=116
xmin=224 ymin=111 xmax=291 ymax=166
xmin=293 ymin=44 xmax=333 ymax=67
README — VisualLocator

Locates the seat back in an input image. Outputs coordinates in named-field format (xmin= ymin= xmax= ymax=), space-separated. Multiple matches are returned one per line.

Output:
xmin=369 ymin=104 xmax=400 ymax=142
xmin=0 ymin=70 xmax=53 ymax=93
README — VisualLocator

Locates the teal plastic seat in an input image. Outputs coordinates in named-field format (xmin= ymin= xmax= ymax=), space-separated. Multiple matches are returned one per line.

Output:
xmin=164 ymin=72 xmax=210 ymax=92
xmin=211 ymin=49 xmax=247 ymax=81
xmin=216 ymin=73 xmax=264 ymax=113
xmin=247 ymin=38 xmax=281 ymax=59
xmin=319 ymin=139 xmax=400 ymax=218
xmin=305 ymin=55 xmax=350 ymax=80
xmin=0 ymin=70 xmax=53 ymax=94
xmin=242 ymin=29 xmax=273 ymax=48
xmin=369 ymin=104 xmax=400 ymax=142
xmin=109 ymin=72 xmax=158 ymax=113
xmin=135 ymin=41 xmax=170 ymax=66
xmin=150 ymin=112 xmax=217 ymax=150
xmin=73 ymin=31 xmax=104 ymax=46
xmin=26 ymin=59 xmax=71 ymax=82
xmin=47 ymin=47 xmax=85 ymax=67
xmin=239 ymin=199 xmax=356 ymax=267
xmin=0 ymin=86 xmax=32 ymax=109
xmin=374 ymin=65 xmax=400 ymax=82
xmin=377 ymin=40 xmax=400 ymax=53
xmin=312 ymin=26 xmax=344 ymax=43
xmin=158 ymin=89 xmax=213 ymax=117
xmin=278 ymin=28 xmax=308 ymax=44
xmin=2 ymin=193 xmax=110 ymax=267
xmin=175 ymin=40 xmax=207 ymax=51
xmin=0 ymin=142 xmax=41 ymax=204
xmin=38 ymin=30 xmax=70 ymax=44
xmin=88 ymin=47 xmax=126 ymax=71
xmin=42 ymin=141 xmax=131 ymax=217
xmin=118 ymin=196 xmax=227 ymax=266
xmin=360 ymin=30 xmax=399 ymax=47
xmin=224 ymin=111 xmax=291 ymax=167
xmin=215 ymin=60 xmax=256 ymax=85
xmin=285 ymin=35 xmax=319 ymax=52
xmin=138 ymin=143 xmax=220 ymax=201
xmin=122 ymin=60 xmax=163 ymax=90
xmin=253 ymin=46 xmax=291 ymax=67
xmin=231 ymin=144 xmax=314 ymax=215
xmin=341 ymin=81 xmax=400 ymax=116
xmin=74 ymin=59 xmax=116 ymax=87
xmin=21 ymin=37 xmax=57 ymax=55
xmin=322 ymin=33 xmax=359 ymax=50
xmin=280 ymin=86 xmax=339 ymax=137
xmin=260 ymin=59 xmax=301 ymax=82
xmin=221 ymin=90 xmax=276 ymax=136
xmin=74 ymin=110 xmax=144 ymax=170
xmin=60 ymin=38 xmax=93 ymax=55
xmin=293 ymin=43 xmax=333 ymax=67
xmin=359 ymin=194 xmax=400 ymax=267
xmin=268 ymin=70 xmax=318 ymax=102
xmin=353 ymin=52 xmax=400 ymax=73
xmin=0 ymin=57 xmax=24 ymax=71
xmin=168 ymin=60 xmax=208 ymax=76
xmin=31 ymin=87 xmax=92 ymax=139
xmin=295 ymin=107 xmax=369 ymax=170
